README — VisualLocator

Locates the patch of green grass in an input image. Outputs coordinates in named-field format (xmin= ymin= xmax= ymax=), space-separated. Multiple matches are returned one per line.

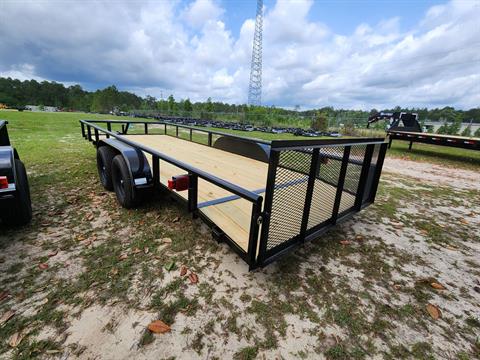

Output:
xmin=387 ymin=140 xmax=480 ymax=170
xmin=156 ymin=292 xmax=199 ymax=325
xmin=6 ymin=262 xmax=24 ymax=274
xmin=138 ymin=329 xmax=155 ymax=347
xmin=410 ymin=341 xmax=434 ymax=359
xmin=328 ymin=301 xmax=368 ymax=336
xmin=247 ymin=299 xmax=290 ymax=349
xmin=325 ymin=344 xmax=350 ymax=360
xmin=233 ymin=346 xmax=258 ymax=360
xmin=150 ymin=278 xmax=184 ymax=309
xmin=465 ymin=317 xmax=480 ymax=329
xmin=11 ymin=339 xmax=62 ymax=360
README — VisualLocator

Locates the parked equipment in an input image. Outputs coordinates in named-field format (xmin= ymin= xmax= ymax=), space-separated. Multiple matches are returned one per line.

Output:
xmin=368 ymin=112 xmax=479 ymax=151
xmin=81 ymin=119 xmax=387 ymax=269
xmin=0 ymin=120 xmax=32 ymax=226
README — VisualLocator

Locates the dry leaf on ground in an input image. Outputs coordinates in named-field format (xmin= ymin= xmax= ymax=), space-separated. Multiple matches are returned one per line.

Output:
xmin=8 ymin=332 xmax=24 ymax=347
xmin=172 ymin=217 xmax=180 ymax=223
xmin=355 ymin=235 xmax=365 ymax=242
xmin=147 ymin=320 xmax=171 ymax=334
xmin=118 ymin=254 xmax=128 ymax=261
xmin=426 ymin=303 xmax=441 ymax=319
xmin=339 ymin=240 xmax=351 ymax=245
xmin=38 ymin=263 xmax=49 ymax=270
xmin=132 ymin=247 xmax=142 ymax=254
xmin=180 ymin=265 xmax=188 ymax=276
xmin=189 ymin=272 xmax=198 ymax=284
xmin=160 ymin=237 xmax=172 ymax=244
xmin=48 ymin=250 xmax=58 ymax=257
xmin=0 ymin=291 xmax=9 ymax=302
xmin=431 ymin=282 xmax=446 ymax=290
xmin=0 ymin=310 xmax=15 ymax=326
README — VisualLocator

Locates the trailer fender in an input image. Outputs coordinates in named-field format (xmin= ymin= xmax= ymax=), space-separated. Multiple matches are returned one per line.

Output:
xmin=0 ymin=146 xmax=16 ymax=184
xmin=213 ymin=136 xmax=270 ymax=163
xmin=98 ymin=139 xmax=152 ymax=188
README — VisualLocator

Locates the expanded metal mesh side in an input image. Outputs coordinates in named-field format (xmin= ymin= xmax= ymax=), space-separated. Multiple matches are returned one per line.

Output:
xmin=338 ymin=145 xmax=366 ymax=213
xmin=266 ymin=150 xmax=311 ymax=250
xmin=307 ymin=146 xmax=345 ymax=229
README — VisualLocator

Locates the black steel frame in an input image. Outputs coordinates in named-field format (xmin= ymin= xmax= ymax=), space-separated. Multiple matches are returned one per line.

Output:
xmin=80 ymin=119 xmax=387 ymax=269
xmin=388 ymin=130 xmax=480 ymax=151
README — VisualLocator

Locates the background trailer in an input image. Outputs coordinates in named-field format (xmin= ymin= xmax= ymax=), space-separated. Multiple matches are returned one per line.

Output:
xmin=81 ymin=120 xmax=387 ymax=269
xmin=368 ymin=112 xmax=480 ymax=151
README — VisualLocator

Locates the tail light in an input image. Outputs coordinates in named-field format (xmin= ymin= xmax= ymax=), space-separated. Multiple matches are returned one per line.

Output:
xmin=168 ymin=175 xmax=189 ymax=191
xmin=0 ymin=176 xmax=8 ymax=189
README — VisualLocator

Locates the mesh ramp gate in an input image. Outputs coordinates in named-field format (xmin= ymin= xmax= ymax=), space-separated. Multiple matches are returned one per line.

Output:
xmin=257 ymin=140 xmax=387 ymax=267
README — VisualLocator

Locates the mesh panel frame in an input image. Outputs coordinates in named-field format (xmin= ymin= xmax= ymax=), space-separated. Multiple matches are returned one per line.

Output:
xmin=338 ymin=145 xmax=366 ymax=213
xmin=307 ymin=146 xmax=345 ymax=229
xmin=265 ymin=150 xmax=311 ymax=250
xmin=260 ymin=141 xmax=386 ymax=262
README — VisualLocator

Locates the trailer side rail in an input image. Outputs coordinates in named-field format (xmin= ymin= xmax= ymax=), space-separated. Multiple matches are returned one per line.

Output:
xmin=80 ymin=119 xmax=263 ymax=269
xmin=80 ymin=119 xmax=386 ymax=269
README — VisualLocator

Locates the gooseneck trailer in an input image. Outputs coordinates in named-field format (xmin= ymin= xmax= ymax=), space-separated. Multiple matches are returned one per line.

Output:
xmin=368 ymin=112 xmax=480 ymax=151
xmin=80 ymin=119 xmax=387 ymax=269
xmin=0 ymin=120 xmax=32 ymax=226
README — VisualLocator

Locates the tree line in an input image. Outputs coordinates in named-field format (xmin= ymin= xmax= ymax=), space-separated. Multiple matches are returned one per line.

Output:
xmin=1 ymin=77 xmax=479 ymax=131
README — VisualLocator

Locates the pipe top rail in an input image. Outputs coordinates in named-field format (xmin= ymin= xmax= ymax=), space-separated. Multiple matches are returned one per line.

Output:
xmin=80 ymin=119 xmax=262 ymax=204
xmin=83 ymin=119 xmax=272 ymax=145
xmin=270 ymin=137 xmax=386 ymax=150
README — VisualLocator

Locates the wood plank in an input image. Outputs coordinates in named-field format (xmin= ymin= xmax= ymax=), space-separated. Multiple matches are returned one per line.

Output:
xmin=124 ymin=135 xmax=268 ymax=251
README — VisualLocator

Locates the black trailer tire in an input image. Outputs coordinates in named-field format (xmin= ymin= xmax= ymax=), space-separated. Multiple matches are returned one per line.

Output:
xmin=1 ymin=159 xmax=32 ymax=226
xmin=111 ymin=155 xmax=138 ymax=208
xmin=96 ymin=146 xmax=117 ymax=191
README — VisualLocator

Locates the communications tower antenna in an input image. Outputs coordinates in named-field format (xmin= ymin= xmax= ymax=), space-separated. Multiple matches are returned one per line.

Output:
xmin=248 ymin=0 xmax=263 ymax=106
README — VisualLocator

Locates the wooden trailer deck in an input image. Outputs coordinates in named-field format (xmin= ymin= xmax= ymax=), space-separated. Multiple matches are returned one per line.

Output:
xmin=125 ymin=135 xmax=267 ymax=250
xmin=124 ymin=134 xmax=354 ymax=251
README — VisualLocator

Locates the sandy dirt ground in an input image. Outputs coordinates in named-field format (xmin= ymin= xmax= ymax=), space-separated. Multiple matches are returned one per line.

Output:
xmin=0 ymin=157 xmax=479 ymax=360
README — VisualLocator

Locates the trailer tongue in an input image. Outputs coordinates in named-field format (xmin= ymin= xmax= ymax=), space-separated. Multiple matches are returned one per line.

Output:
xmin=81 ymin=119 xmax=387 ymax=269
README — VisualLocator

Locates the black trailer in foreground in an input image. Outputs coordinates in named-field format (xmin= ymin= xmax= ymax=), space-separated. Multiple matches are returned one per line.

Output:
xmin=0 ymin=120 xmax=32 ymax=226
xmin=81 ymin=119 xmax=387 ymax=269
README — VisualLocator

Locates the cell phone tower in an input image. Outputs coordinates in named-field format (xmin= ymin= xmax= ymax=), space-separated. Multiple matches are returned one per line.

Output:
xmin=248 ymin=0 xmax=263 ymax=106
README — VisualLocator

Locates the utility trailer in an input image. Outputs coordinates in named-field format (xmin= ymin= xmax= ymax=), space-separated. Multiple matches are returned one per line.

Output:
xmin=387 ymin=131 xmax=480 ymax=151
xmin=0 ymin=120 xmax=32 ymax=226
xmin=80 ymin=119 xmax=387 ymax=269
xmin=368 ymin=112 xmax=480 ymax=151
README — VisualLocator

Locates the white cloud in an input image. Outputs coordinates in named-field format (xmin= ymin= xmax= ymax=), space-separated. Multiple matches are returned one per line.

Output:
xmin=0 ymin=0 xmax=478 ymax=109
xmin=183 ymin=0 xmax=224 ymax=29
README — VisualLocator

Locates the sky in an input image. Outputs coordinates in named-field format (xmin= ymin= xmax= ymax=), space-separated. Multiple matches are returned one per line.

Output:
xmin=0 ymin=0 xmax=479 ymax=110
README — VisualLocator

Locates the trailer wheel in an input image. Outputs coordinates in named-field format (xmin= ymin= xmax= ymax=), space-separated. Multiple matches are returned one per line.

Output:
xmin=1 ymin=159 xmax=32 ymax=226
xmin=96 ymin=146 xmax=117 ymax=191
xmin=111 ymin=155 xmax=138 ymax=208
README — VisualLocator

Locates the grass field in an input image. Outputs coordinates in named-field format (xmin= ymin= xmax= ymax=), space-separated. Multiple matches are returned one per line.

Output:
xmin=0 ymin=110 xmax=479 ymax=359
